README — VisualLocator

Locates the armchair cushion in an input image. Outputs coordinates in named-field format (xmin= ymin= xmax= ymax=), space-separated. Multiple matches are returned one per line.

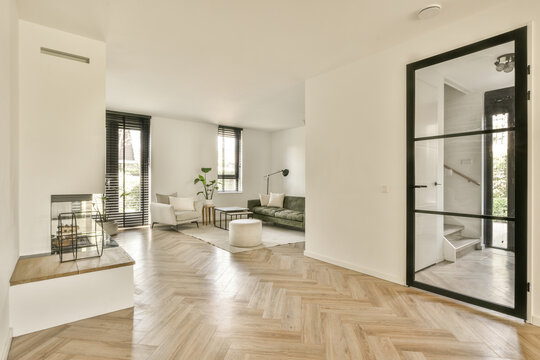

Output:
xmin=156 ymin=192 xmax=177 ymax=204
xmin=175 ymin=210 xmax=199 ymax=222
xmin=169 ymin=196 xmax=195 ymax=211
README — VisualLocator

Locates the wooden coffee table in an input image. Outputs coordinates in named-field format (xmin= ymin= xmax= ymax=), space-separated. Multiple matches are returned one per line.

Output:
xmin=214 ymin=207 xmax=253 ymax=230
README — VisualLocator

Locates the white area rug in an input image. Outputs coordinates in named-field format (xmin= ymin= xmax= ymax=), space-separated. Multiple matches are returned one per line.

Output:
xmin=180 ymin=224 xmax=305 ymax=253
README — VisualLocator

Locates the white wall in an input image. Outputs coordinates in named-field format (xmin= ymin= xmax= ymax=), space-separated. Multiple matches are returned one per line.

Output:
xmin=0 ymin=0 xmax=18 ymax=356
xmin=269 ymin=126 xmax=305 ymax=196
xmin=305 ymin=0 xmax=540 ymax=322
xmin=18 ymin=21 xmax=106 ymax=255
xmin=151 ymin=116 xmax=271 ymax=208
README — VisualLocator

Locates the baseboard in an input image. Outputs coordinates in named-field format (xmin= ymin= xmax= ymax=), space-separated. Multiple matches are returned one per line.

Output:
xmin=303 ymin=250 xmax=405 ymax=285
xmin=531 ymin=315 xmax=540 ymax=327
xmin=0 ymin=328 xmax=12 ymax=360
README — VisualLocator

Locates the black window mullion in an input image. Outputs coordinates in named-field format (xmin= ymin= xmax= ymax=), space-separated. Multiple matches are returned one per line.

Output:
xmin=413 ymin=209 xmax=515 ymax=222
xmin=122 ymin=116 xmax=126 ymax=227
xmin=414 ymin=127 xmax=515 ymax=142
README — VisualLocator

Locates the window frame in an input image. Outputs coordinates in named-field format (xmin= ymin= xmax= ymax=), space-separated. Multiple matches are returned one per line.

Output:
xmin=105 ymin=110 xmax=151 ymax=228
xmin=217 ymin=125 xmax=243 ymax=193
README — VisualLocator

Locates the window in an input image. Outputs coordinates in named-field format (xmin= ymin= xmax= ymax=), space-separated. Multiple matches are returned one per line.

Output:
xmin=106 ymin=111 xmax=151 ymax=227
xmin=218 ymin=125 xmax=242 ymax=192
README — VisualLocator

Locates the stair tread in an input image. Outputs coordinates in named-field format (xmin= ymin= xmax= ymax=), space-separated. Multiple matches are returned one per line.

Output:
xmin=449 ymin=238 xmax=481 ymax=251
xmin=443 ymin=224 xmax=465 ymax=236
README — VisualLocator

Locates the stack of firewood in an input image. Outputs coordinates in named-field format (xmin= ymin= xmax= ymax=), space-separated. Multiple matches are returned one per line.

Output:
xmin=53 ymin=225 xmax=79 ymax=248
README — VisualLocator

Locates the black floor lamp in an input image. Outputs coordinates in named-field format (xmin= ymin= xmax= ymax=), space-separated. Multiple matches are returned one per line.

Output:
xmin=265 ymin=169 xmax=289 ymax=194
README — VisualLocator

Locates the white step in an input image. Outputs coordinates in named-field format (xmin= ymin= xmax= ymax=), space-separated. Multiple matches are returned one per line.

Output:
xmin=443 ymin=224 xmax=464 ymax=237
xmin=450 ymin=238 xmax=481 ymax=257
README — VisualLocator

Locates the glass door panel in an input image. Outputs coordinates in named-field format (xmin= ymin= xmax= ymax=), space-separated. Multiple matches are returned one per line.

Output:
xmin=414 ymin=42 xmax=515 ymax=139
xmin=414 ymin=213 xmax=514 ymax=308
xmin=414 ymin=133 xmax=515 ymax=217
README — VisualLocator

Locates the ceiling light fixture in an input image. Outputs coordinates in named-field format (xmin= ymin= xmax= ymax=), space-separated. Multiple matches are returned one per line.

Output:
xmin=417 ymin=4 xmax=442 ymax=20
xmin=494 ymin=53 xmax=515 ymax=73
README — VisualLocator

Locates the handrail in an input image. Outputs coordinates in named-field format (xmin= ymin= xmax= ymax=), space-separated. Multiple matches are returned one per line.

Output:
xmin=444 ymin=164 xmax=480 ymax=186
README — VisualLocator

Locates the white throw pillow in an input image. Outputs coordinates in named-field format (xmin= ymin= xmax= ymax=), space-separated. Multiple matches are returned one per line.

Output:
xmin=268 ymin=193 xmax=285 ymax=208
xmin=259 ymin=194 xmax=270 ymax=206
xmin=169 ymin=197 xmax=195 ymax=211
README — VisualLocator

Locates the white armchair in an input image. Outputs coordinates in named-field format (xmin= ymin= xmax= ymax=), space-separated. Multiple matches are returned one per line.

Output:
xmin=151 ymin=201 xmax=202 ymax=230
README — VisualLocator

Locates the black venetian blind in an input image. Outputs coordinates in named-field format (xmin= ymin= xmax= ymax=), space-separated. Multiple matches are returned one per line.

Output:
xmin=218 ymin=125 xmax=242 ymax=192
xmin=106 ymin=110 xmax=151 ymax=228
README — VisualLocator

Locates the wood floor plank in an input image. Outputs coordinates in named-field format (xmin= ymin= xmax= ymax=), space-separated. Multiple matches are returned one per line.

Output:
xmin=8 ymin=227 xmax=540 ymax=359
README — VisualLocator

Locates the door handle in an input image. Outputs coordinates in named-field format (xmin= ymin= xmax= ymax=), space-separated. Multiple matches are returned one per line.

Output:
xmin=411 ymin=185 xmax=428 ymax=188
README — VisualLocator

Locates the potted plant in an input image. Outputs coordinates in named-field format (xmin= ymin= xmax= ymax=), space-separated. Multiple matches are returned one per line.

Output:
xmin=194 ymin=168 xmax=219 ymax=205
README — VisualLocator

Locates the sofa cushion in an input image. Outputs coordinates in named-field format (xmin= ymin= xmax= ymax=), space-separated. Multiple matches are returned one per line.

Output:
xmin=259 ymin=193 xmax=270 ymax=206
xmin=175 ymin=210 xmax=199 ymax=221
xmin=274 ymin=209 xmax=304 ymax=222
xmin=268 ymin=193 xmax=285 ymax=207
xmin=252 ymin=206 xmax=282 ymax=216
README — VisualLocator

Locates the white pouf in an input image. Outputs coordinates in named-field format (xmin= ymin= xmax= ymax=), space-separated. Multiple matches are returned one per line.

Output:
xmin=229 ymin=219 xmax=262 ymax=247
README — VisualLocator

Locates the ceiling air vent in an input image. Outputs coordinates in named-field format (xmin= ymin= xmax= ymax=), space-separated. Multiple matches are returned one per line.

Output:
xmin=40 ymin=47 xmax=90 ymax=64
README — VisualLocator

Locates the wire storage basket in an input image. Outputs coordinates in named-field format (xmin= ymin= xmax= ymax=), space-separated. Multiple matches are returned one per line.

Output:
xmin=56 ymin=209 xmax=105 ymax=262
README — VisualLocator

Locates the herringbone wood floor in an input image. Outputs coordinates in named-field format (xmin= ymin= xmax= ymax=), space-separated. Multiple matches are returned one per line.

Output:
xmin=8 ymin=227 xmax=540 ymax=359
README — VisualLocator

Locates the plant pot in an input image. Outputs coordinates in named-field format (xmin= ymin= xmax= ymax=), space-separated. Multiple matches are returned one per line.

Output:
xmin=102 ymin=221 xmax=119 ymax=236
xmin=204 ymin=199 xmax=214 ymax=206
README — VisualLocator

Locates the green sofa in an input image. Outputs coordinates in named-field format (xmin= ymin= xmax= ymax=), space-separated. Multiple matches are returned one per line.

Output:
xmin=247 ymin=196 xmax=305 ymax=231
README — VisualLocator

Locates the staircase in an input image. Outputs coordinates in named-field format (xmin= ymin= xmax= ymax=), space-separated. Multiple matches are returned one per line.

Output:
xmin=442 ymin=224 xmax=481 ymax=262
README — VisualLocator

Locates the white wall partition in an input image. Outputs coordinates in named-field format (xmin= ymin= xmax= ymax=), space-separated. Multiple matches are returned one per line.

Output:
xmin=270 ymin=126 xmax=305 ymax=196
xmin=0 ymin=0 xmax=19 ymax=357
xmin=10 ymin=266 xmax=134 ymax=336
xmin=18 ymin=21 xmax=106 ymax=255
xmin=414 ymin=70 xmax=444 ymax=271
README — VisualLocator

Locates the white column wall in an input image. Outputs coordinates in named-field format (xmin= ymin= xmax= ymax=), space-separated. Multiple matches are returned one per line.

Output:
xmin=18 ymin=21 xmax=106 ymax=255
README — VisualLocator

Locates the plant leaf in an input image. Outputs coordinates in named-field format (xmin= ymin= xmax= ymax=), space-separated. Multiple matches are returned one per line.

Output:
xmin=201 ymin=168 xmax=212 ymax=173
xmin=194 ymin=178 xmax=200 ymax=184
xmin=197 ymin=191 xmax=204 ymax=196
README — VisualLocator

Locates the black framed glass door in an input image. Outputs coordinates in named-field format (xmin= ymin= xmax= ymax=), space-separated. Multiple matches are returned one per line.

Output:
xmin=406 ymin=28 xmax=528 ymax=319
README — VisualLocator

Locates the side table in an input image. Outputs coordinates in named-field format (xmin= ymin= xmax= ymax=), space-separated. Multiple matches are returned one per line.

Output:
xmin=202 ymin=205 xmax=215 ymax=226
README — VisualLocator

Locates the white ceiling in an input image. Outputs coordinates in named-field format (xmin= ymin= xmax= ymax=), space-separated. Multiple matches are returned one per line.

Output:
xmin=17 ymin=0 xmax=510 ymax=131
